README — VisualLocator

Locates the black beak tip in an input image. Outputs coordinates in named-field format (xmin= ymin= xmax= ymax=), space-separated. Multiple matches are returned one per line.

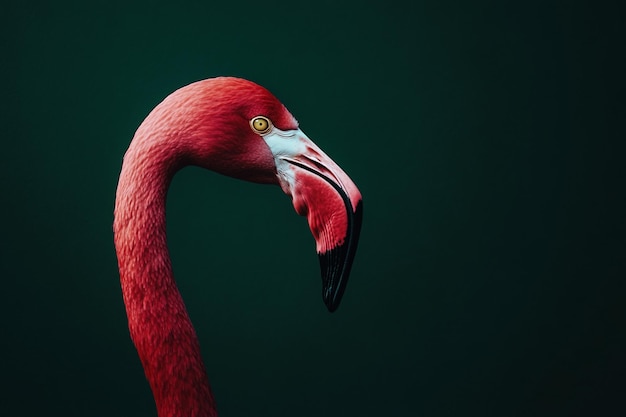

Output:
xmin=318 ymin=200 xmax=363 ymax=313
xmin=323 ymin=291 xmax=340 ymax=313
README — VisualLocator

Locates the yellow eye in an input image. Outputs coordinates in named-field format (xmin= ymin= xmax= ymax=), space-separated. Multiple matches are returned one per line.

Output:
xmin=250 ymin=116 xmax=272 ymax=134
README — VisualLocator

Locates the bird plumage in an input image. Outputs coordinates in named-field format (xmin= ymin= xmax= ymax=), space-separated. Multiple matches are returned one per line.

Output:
xmin=114 ymin=77 xmax=362 ymax=416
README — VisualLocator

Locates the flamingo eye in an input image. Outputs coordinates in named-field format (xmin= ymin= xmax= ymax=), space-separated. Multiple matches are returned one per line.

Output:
xmin=250 ymin=116 xmax=272 ymax=134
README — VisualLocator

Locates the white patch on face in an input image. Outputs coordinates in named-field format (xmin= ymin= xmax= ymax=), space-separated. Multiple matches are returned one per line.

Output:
xmin=258 ymin=125 xmax=361 ymax=213
xmin=260 ymin=127 xmax=307 ymax=194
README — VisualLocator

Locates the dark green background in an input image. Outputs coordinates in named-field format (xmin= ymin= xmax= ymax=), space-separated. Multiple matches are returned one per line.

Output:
xmin=2 ymin=1 xmax=625 ymax=416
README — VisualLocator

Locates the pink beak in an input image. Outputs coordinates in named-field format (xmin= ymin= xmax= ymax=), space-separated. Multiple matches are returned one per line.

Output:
xmin=263 ymin=128 xmax=363 ymax=311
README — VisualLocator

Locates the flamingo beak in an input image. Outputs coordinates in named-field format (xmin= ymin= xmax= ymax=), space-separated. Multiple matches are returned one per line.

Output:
xmin=262 ymin=128 xmax=363 ymax=312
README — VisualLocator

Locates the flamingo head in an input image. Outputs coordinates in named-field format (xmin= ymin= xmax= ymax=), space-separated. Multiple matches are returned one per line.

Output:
xmin=143 ymin=77 xmax=362 ymax=311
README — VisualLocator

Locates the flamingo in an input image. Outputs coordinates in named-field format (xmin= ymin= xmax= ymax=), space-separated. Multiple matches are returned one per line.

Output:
xmin=113 ymin=77 xmax=363 ymax=417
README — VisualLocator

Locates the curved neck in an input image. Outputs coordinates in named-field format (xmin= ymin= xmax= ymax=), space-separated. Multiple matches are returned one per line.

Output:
xmin=113 ymin=133 xmax=218 ymax=417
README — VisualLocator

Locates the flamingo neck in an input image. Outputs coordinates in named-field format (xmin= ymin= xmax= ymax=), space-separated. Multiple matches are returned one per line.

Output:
xmin=113 ymin=133 xmax=218 ymax=417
